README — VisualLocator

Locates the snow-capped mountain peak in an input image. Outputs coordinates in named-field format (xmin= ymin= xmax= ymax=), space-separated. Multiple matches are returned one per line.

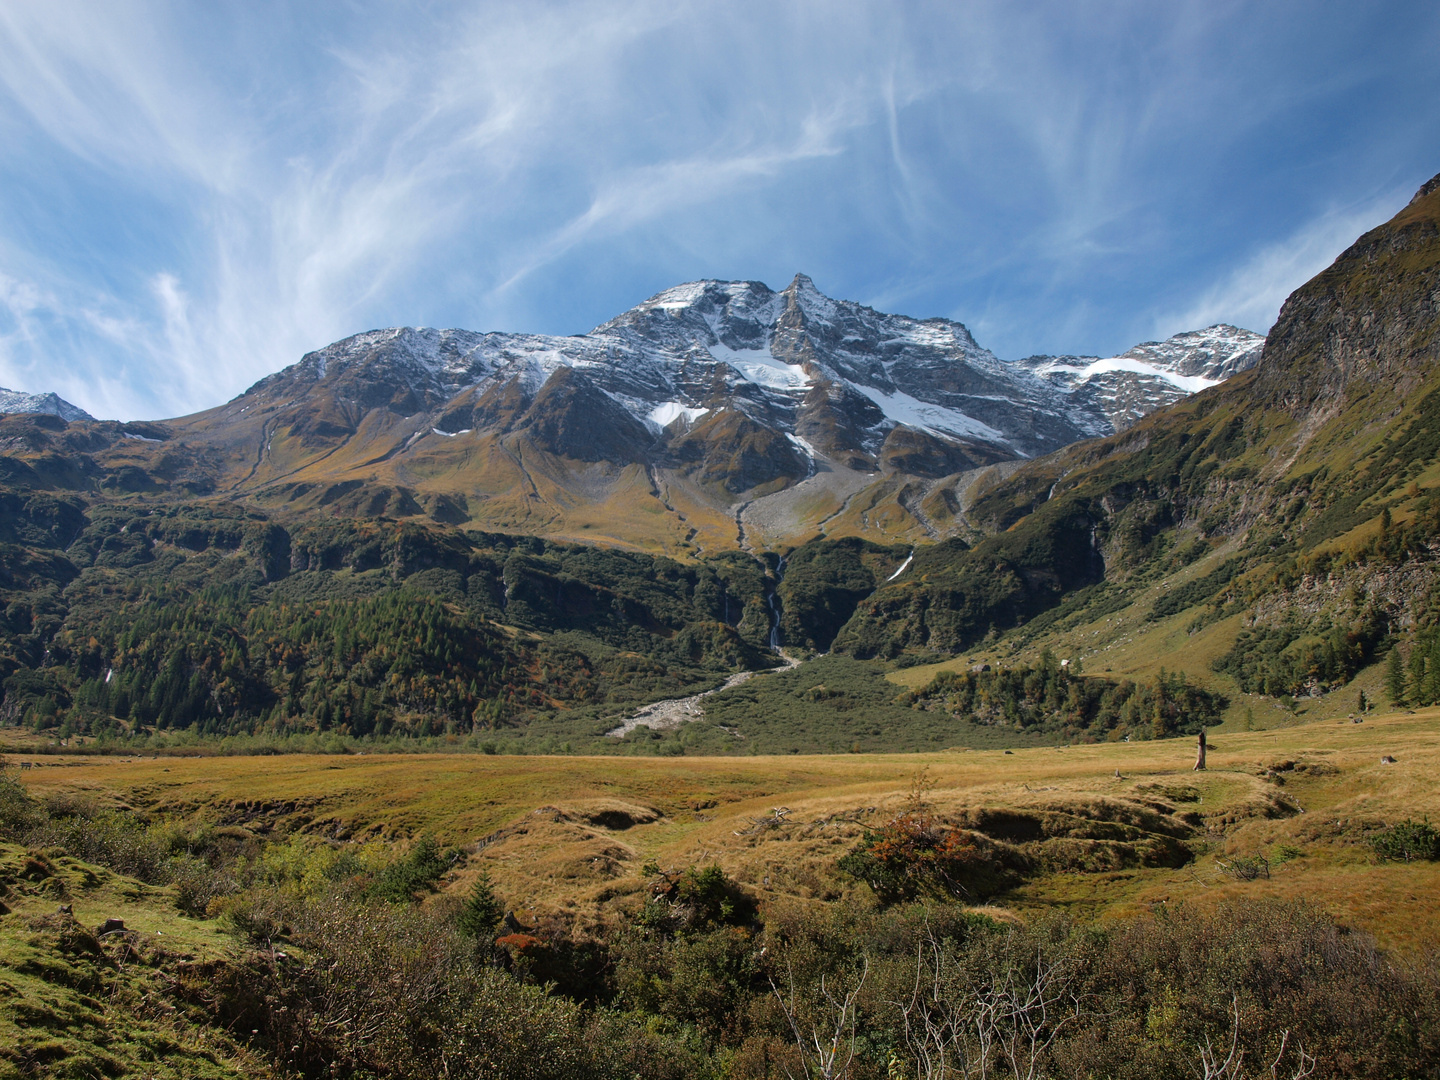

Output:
xmin=0 ymin=386 xmax=95 ymax=422
xmin=228 ymin=278 xmax=1261 ymax=498
xmin=1018 ymin=324 xmax=1263 ymax=433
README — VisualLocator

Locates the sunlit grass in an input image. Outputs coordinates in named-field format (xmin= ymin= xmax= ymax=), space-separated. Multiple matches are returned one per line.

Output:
xmin=21 ymin=703 xmax=1440 ymax=949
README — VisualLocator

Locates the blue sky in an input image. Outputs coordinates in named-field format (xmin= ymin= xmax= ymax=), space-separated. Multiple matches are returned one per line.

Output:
xmin=1 ymin=2 xmax=1437 ymax=420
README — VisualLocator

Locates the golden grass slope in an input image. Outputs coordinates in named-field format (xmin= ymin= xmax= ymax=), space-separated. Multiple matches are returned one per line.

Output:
xmin=20 ymin=705 xmax=1440 ymax=951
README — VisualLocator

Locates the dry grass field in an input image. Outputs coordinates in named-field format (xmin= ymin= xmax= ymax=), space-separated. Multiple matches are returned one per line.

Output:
xmin=16 ymin=702 xmax=1440 ymax=952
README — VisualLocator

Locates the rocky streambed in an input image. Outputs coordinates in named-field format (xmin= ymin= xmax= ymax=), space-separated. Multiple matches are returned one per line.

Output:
xmin=605 ymin=653 xmax=801 ymax=737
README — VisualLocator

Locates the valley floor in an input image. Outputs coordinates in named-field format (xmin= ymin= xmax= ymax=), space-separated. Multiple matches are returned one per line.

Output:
xmin=15 ymin=704 xmax=1440 ymax=952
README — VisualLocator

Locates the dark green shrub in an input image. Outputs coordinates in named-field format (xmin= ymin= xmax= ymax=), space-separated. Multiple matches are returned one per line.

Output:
xmin=171 ymin=854 xmax=237 ymax=916
xmin=28 ymin=808 xmax=176 ymax=883
xmin=0 ymin=770 xmax=41 ymax=838
xmin=637 ymin=864 xmax=756 ymax=935
xmin=367 ymin=835 xmax=456 ymax=902
xmin=837 ymin=811 xmax=1012 ymax=903
xmin=201 ymin=891 xmax=716 ymax=1079
xmin=675 ymin=864 xmax=755 ymax=927
xmin=1371 ymin=818 xmax=1440 ymax=862
xmin=613 ymin=925 xmax=760 ymax=1040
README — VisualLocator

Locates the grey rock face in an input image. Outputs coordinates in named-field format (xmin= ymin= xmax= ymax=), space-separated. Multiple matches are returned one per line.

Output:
xmin=0 ymin=387 xmax=95 ymax=422
xmin=236 ymin=277 xmax=1262 ymax=490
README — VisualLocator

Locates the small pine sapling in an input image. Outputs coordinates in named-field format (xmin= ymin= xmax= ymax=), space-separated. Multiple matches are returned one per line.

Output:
xmin=457 ymin=871 xmax=504 ymax=938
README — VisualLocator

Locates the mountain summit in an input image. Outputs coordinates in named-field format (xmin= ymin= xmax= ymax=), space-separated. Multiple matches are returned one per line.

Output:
xmin=0 ymin=387 xmax=94 ymax=422
xmin=0 ymin=278 xmax=1260 ymax=553
xmin=235 ymin=273 xmax=1258 ymax=473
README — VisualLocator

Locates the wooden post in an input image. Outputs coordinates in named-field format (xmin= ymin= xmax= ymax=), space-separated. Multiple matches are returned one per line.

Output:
xmin=1193 ymin=728 xmax=1207 ymax=771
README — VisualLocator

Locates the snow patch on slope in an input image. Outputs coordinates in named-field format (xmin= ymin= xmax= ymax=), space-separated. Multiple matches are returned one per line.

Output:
xmin=1030 ymin=356 xmax=1220 ymax=394
xmin=708 ymin=343 xmax=810 ymax=390
xmin=648 ymin=401 xmax=708 ymax=430
xmin=786 ymin=433 xmax=819 ymax=457
xmin=646 ymin=281 xmax=717 ymax=311
xmin=854 ymin=385 xmax=1009 ymax=446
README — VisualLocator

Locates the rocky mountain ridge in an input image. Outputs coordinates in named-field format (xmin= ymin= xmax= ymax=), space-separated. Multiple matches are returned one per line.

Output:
xmin=31 ymin=273 xmax=1249 ymax=551
xmin=1017 ymin=323 xmax=1262 ymax=433
xmin=236 ymin=273 xmax=1259 ymax=472
xmin=0 ymin=277 xmax=1259 ymax=555
xmin=0 ymin=387 xmax=93 ymax=423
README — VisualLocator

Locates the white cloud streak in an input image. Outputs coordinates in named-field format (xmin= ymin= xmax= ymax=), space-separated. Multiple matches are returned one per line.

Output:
xmin=1158 ymin=192 xmax=1410 ymax=337
xmin=496 ymin=113 xmax=856 ymax=296
xmin=0 ymin=2 xmax=686 ymax=415
xmin=0 ymin=1 xmax=919 ymax=417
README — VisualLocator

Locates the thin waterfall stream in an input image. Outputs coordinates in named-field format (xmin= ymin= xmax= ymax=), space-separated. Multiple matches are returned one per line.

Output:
xmin=766 ymin=556 xmax=787 ymax=652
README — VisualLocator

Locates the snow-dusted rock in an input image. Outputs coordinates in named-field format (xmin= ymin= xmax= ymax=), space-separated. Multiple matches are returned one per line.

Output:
xmin=0 ymin=387 xmax=94 ymax=422
xmin=1018 ymin=324 xmax=1263 ymax=432
xmin=221 ymin=276 xmax=1262 ymax=499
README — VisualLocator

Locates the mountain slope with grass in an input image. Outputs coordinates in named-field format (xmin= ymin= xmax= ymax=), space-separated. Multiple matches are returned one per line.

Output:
xmin=829 ymin=172 xmax=1440 ymax=715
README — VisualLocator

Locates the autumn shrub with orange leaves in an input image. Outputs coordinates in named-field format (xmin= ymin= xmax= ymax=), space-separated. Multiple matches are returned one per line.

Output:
xmin=837 ymin=780 xmax=1017 ymax=903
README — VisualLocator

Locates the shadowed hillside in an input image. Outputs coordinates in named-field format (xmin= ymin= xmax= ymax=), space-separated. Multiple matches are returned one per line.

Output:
xmin=830 ymin=173 xmax=1440 ymax=706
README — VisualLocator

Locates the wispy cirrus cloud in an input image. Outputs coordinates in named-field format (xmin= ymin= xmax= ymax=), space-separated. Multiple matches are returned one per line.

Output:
xmin=495 ymin=111 xmax=859 ymax=297
xmin=0 ymin=2 xmax=1436 ymax=418
xmin=0 ymin=1 xmax=913 ymax=416
xmin=1156 ymin=192 xmax=1410 ymax=338
xmin=0 ymin=1 xmax=686 ymax=415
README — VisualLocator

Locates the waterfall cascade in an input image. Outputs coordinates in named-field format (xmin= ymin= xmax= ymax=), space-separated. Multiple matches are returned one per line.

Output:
xmin=766 ymin=557 xmax=787 ymax=653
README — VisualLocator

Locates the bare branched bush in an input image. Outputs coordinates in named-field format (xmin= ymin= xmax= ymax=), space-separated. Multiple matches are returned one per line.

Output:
xmin=770 ymin=958 xmax=869 ymax=1080
xmin=892 ymin=928 xmax=996 ymax=1079
xmin=1197 ymin=994 xmax=1317 ymax=1080
xmin=1216 ymin=854 xmax=1271 ymax=881
xmin=889 ymin=923 xmax=1085 ymax=1080
xmin=989 ymin=944 xmax=1084 ymax=1080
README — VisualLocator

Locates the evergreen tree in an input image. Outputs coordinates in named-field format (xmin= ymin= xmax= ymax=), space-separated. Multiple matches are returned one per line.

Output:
xmin=1387 ymin=646 xmax=1407 ymax=706
xmin=1425 ymin=639 xmax=1440 ymax=706
xmin=1408 ymin=644 xmax=1428 ymax=705
xmin=456 ymin=871 xmax=504 ymax=938
xmin=1151 ymin=699 xmax=1167 ymax=740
